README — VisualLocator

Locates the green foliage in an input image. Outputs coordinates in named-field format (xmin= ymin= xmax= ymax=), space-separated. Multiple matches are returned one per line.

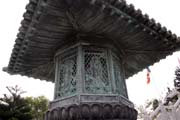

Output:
xmin=0 ymin=85 xmax=33 ymax=120
xmin=0 ymin=86 xmax=49 ymax=120
xmin=25 ymin=96 xmax=49 ymax=120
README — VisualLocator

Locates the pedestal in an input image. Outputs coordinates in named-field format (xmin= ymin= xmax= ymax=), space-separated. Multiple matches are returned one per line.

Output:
xmin=45 ymin=102 xmax=137 ymax=120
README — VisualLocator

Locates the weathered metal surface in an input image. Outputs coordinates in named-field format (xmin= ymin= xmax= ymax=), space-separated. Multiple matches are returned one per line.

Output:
xmin=84 ymin=47 xmax=111 ymax=94
xmin=54 ymin=44 xmax=128 ymax=99
xmin=55 ymin=49 xmax=77 ymax=98
xmin=50 ymin=43 xmax=136 ymax=119
xmin=45 ymin=103 xmax=137 ymax=120
xmin=50 ymin=94 xmax=134 ymax=109
xmin=4 ymin=0 xmax=180 ymax=82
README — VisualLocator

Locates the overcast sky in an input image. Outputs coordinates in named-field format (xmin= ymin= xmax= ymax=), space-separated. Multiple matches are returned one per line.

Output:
xmin=0 ymin=0 xmax=180 ymax=106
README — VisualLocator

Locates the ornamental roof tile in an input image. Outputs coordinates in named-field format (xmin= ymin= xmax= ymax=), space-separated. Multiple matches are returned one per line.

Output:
xmin=3 ymin=0 xmax=180 ymax=82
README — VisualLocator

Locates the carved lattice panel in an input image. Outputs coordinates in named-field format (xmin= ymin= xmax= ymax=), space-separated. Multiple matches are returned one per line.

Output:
xmin=113 ymin=55 xmax=128 ymax=97
xmin=84 ymin=47 xmax=111 ymax=94
xmin=55 ymin=50 xmax=77 ymax=98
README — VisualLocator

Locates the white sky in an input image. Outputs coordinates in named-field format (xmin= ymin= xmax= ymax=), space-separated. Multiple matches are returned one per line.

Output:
xmin=0 ymin=0 xmax=180 ymax=106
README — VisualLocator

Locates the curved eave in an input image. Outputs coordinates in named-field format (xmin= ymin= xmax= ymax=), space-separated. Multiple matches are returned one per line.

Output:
xmin=4 ymin=0 xmax=180 ymax=82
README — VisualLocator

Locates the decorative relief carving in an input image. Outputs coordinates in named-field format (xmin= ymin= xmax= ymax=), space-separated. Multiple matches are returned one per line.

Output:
xmin=45 ymin=103 xmax=137 ymax=120
xmin=113 ymin=57 xmax=127 ymax=97
xmin=84 ymin=49 xmax=111 ymax=94
xmin=54 ymin=45 xmax=128 ymax=99
xmin=56 ymin=53 xmax=77 ymax=98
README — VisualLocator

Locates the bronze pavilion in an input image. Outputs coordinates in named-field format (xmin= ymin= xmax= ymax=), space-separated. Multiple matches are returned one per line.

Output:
xmin=3 ymin=0 xmax=180 ymax=119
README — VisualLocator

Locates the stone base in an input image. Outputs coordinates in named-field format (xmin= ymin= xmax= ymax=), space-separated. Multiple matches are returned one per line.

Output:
xmin=45 ymin=103 xmax=137 ymax=120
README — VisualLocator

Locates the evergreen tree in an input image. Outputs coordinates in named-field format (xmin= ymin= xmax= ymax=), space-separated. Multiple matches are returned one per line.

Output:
xmin=0 ymin=85 xmax=33 ymax=120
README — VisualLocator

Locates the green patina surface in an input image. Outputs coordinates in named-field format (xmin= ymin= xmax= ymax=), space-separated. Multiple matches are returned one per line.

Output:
xmin=54 ymin=45 xmax=128 ymax=99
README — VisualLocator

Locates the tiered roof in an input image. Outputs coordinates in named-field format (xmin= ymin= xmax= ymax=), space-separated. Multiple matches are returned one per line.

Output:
xmin=4 ymin=0 xmax=180 ymax=82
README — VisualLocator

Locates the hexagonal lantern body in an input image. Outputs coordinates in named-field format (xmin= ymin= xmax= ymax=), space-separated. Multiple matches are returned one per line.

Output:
xmin=46 ymin=42 xmax=137 ymax=120
xmin=54 ymin=42 xmax=129 ymax=97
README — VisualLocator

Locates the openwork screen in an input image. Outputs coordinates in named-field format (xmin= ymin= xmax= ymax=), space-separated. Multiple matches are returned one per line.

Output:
xmin=84 ymin=47 xmax=111 ymax=94
xmin=54 ymin=44 xmax=128 ymax=99
xmin=113 ymin=55 xmax=127 ymax=98
xmin=55 ymin=49 xmax=77 ymax=98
